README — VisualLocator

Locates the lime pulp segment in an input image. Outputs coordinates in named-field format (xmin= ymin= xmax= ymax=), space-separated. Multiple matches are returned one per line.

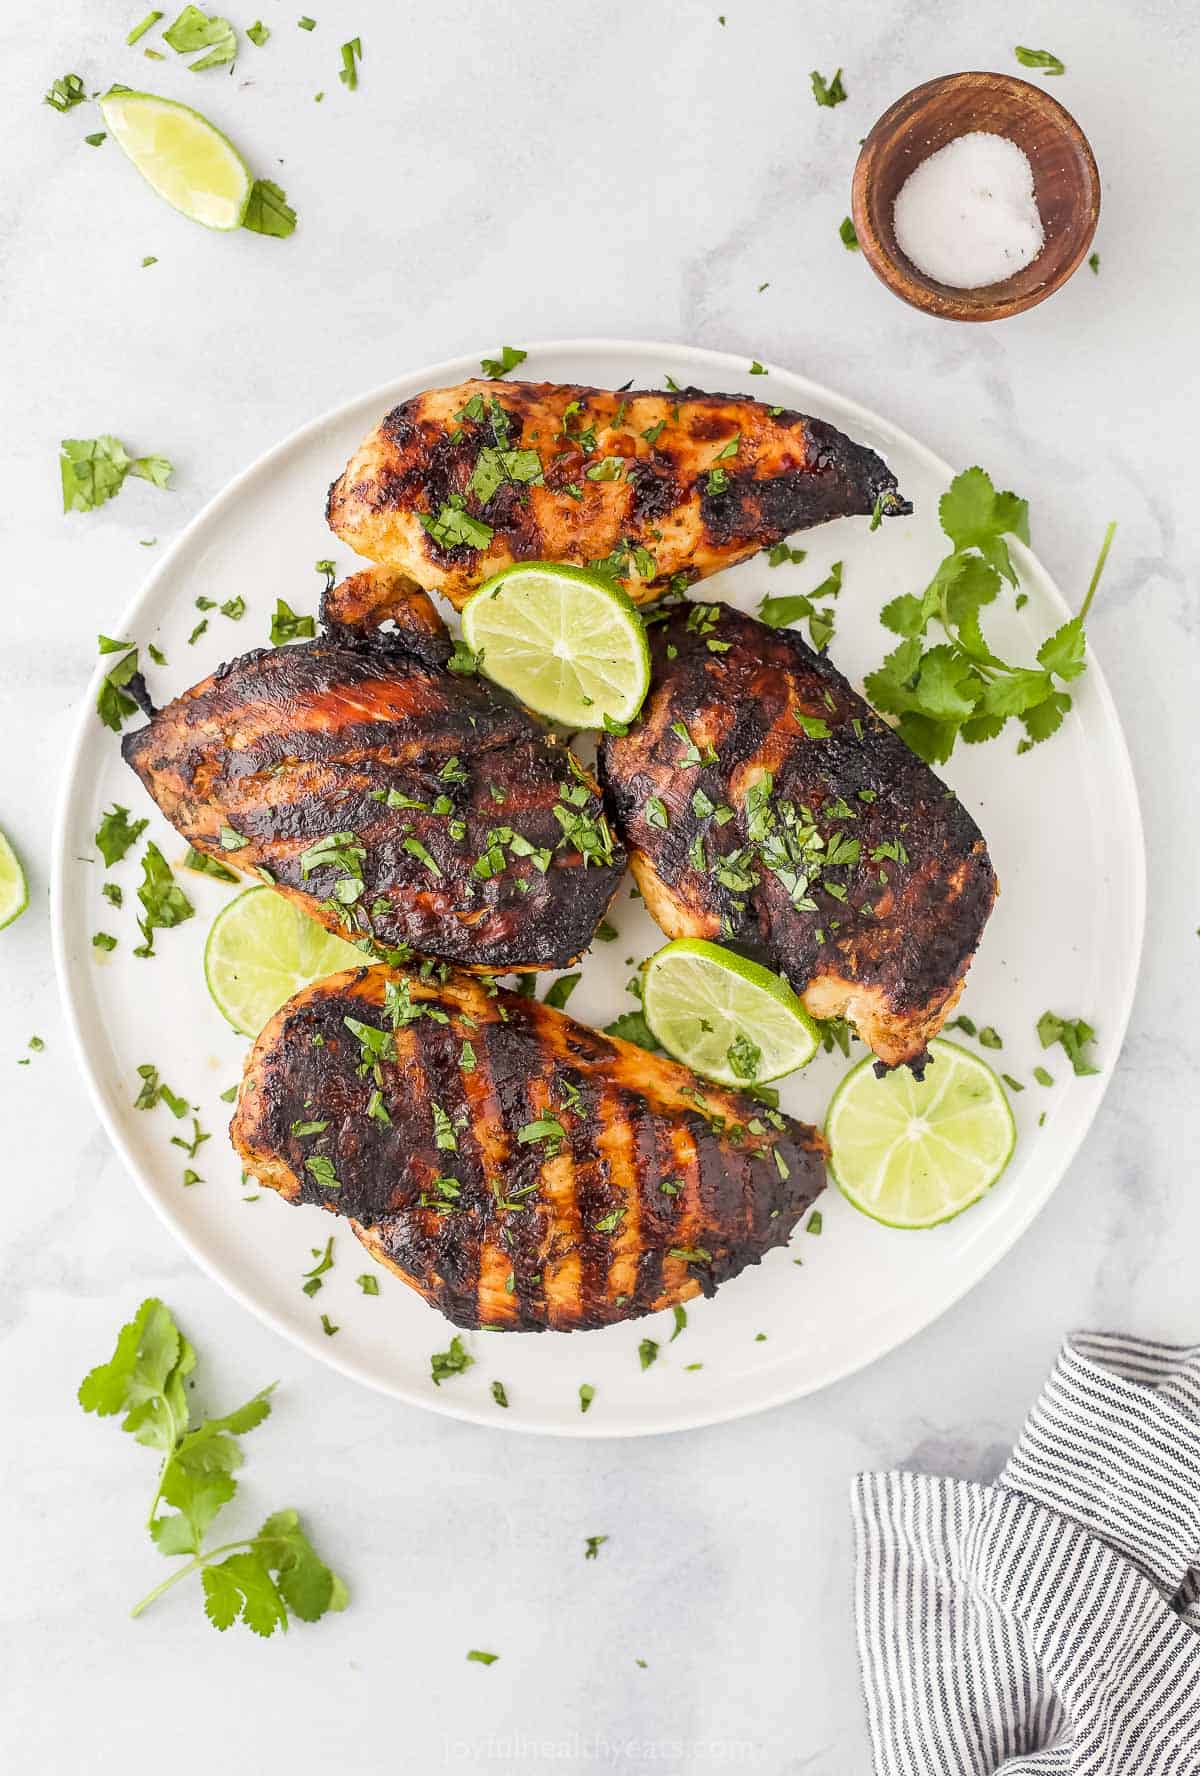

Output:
xmin=204 ymin=888 xmax=365 ymax=1037
xmin=99 ymin=90 xmax=252 ymax=230
xmin=0 ymin=829 xmax=29 ymax=930
xmin=641 ymin=937 xmax=819 ymax=1087
xmin=826 ymin=1038 xmax=1016 ymax=1229
xmin=461 ymin=563 xmax=651 ymax=728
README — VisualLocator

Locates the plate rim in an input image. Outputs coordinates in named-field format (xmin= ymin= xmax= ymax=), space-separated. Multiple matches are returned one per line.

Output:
xmin=50 ymin=335 xmax=1147 ymax=1438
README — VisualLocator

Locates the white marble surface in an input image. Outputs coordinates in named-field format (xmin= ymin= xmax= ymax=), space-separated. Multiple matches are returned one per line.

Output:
xmin=4 ymin=2 xmax=1199 ymax=1771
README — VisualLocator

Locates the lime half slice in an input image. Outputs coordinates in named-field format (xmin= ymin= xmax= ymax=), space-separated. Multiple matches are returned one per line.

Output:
xmin=205 ymin=888 xmax=365 ymax=1037
xmin=641 ymin=937 xmax=819 ymax=1087
xmin=0 ymin=829 xmax=29 ymax=930
xmin=461 ymin=563 xmax=651 ymax=729
xmin=827 ymin=1037 xmax=1016 ymax=1229
xmin=99 ymin=90 xmax=252 ymax=230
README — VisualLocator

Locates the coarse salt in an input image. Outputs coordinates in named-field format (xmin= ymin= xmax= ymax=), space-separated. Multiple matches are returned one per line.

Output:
xmin=893 ymin=131 xmax=1045 ymax=289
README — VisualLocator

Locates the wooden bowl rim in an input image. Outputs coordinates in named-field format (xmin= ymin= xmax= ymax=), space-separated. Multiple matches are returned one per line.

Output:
xmin=851 ymin=70 xmax=1101 ymax=323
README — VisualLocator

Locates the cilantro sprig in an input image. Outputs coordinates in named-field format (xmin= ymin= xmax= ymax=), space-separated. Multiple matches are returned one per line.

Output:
xmin=864 ymin=468 xmax=1115 ymax=763
xmin=79 ymin=1298 xmax=347 ymax=1634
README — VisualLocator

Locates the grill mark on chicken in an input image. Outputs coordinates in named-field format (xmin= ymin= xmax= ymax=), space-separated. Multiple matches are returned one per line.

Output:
xmin=122 ymin=569 xmax=624 ymax=972
xmin=599 ymin=602 xmax=998 ymax=1072
xmin=327 ymin=380 xmax=909 ymax=608
xmin=231 ymin=964 xmax=827 ymax=1332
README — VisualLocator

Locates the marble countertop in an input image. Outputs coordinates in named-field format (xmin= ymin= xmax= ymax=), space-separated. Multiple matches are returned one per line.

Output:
xmin=5 ymin=2 xmax=1198 ymax=1770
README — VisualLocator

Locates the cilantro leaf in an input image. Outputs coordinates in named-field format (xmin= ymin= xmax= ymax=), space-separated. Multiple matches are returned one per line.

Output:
xmin=839 ymin=216 xmax=859 ymax=251
xmin=201 ymin=1552 xmax=287 ymax=1636
xmin=96 ymin=804 xmax=148 ymax=867
xmin=1037 ymin=1011 xmax=1099 ymax=1075
xmin=1014 ymin=46 xmax=1065 ymax=75
xmin=134 ymin=842 xmax=194 ymax=956
xmin=163 ymin=6 xmax=238 ymax=68
xmin=480 ymin=345 xmax=527 ymax=379
xmin=61 ymin=435 xmax=173 ymax=513
xmin=810 ymin=67 xmax=847 ymax=107
xmin=270 ymin=598 xmax=316 ymax=645
xmin=243 ymin=179 xmax=297 ymax=238
xmin=602 ymin=1008 xmax=663 ymax=1052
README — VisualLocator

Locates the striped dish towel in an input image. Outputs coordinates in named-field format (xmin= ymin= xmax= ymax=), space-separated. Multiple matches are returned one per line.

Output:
xmin=853 ymin=1333 xmax=1200 ymax=1774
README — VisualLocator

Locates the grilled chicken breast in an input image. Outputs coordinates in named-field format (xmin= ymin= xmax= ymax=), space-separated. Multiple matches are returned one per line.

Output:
xmin=122 ymin=570 xmax=624 ymax=971
xmin=231 ymin=963 xmax=828 ymax=1332
xmin=599 ymin=602 xmax=997 ymax=1070
xmin=327 ymin=379 xmax=908 ymax=607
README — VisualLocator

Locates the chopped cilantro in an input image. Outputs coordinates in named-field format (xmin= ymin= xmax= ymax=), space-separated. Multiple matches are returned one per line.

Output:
xmin=45 ymin=73 xmax=87 ymax=112
xmin=543 ymin=973 xmax=581 ymax=1010
xmin=839 ymin=216 xmax=859 ymax=251
xmin=133 ymin=843 xmax=194 ymax=957
xmin=811 ymin=67 xmax=847 ymax=107
xmin=1037 ymin=1011 xmax=1099 ymax=1076
xmin=127 ymin=11 xmax=165 ymax=44
xmin=480 ymin=345 xmax=527 ymax=379
xmin=62 ymin=435 xmax=172 ymax=514
xmin=243 ymin=179 xmax=297 ymax=238
xmin=96 ymin=804 xmax=148 ymax=866
xmin=304 ymin=1155 xmax=340 ymax=1190
xmin=338 ymin=35 xmax=361 ymax=88
xmin=1014 ymin=45 xmax=1065 ymax=75
xmin=270 ymin=599 xmax=316 ymax=645
xmin=420 ymin=496 xmax=493 ymax=552
xmin=431 ymin=1336 xmax=473 ymax=1385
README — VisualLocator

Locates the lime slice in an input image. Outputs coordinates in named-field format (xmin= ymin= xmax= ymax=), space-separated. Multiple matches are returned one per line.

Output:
xmin=827 ymin=1038 xmax=1016 ymax=1229
xmin=99 ymin=90 xmax=252 ymax=230
xmin=0 ymin=829 xmax=29 ymax=931
xmin=641 ymin=937 xmax=819 ymax=1086
xmin=460 ymin=563 xmax=651 ymax=728
xmin=204 ymin=888 xmax=365 ymax=1037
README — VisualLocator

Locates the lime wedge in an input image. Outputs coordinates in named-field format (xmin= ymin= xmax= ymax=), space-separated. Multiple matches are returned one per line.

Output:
xmin=460 ymin=563 xmax=651 ymax=729
xmin=0 ymin=829 xmax=29 ymax=930
xmin=204 ymin=888 xmax=365 ymax=1037
xmin=826 ymin=1038 xmax=1016 ymax=1229
xmin=641 ymin=937 xmax=819 ymax=1086
xmin=99 ymin=90 xmax=252 ymax=230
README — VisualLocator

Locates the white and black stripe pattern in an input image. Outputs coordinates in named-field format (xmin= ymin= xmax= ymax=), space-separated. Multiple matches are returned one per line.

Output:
xmin=853 ymin=1334 xmax=1200 ymax=1774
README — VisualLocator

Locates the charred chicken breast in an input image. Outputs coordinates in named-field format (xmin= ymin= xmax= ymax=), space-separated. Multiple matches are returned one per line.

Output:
xmin=599 ymin=602 xmax=997 ymax=1070
xmin=122 ymin=570 xmax=624 ymax=971
xmin=327 ymin=379 xmax=908 ymax=607
xmin=231 ymin=963 xmax=828 ymax=1332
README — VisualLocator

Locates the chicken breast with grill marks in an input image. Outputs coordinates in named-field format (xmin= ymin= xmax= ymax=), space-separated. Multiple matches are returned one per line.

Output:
xmin=121 ymin=569 xmax=624 ymax=972
xmin=598 ymin=601 xmax=998 ymax=1072
xmin=327 ymin=379 xmax=909 ymax=607
xmin=231 ymin=963 xmax=828 ymax=1333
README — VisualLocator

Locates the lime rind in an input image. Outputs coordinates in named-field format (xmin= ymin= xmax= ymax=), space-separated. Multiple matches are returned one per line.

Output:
xmin=826 ymin=1037 xmax=1016 ymax=1229
xmin=204 ymin=887 xmax=365 ymax=1037
xmin=642 ymin=936 xmax=819 ymax=1087
xmin=99 ymin=90 xmax=252 ymax=231
xmin=0 ymin=830 xmax=28 ymax=931
xmin=461 ymin=563 xmax=651 ymax=728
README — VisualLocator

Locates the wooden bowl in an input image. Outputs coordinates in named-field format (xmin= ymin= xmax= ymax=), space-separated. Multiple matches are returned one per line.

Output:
xmin=851 ymin=71 xmax=1100 ymax=322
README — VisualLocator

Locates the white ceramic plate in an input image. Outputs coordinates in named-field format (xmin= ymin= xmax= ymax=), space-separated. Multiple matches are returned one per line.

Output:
xmin=52 ymin=340 xmax=1144 ymax=1437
